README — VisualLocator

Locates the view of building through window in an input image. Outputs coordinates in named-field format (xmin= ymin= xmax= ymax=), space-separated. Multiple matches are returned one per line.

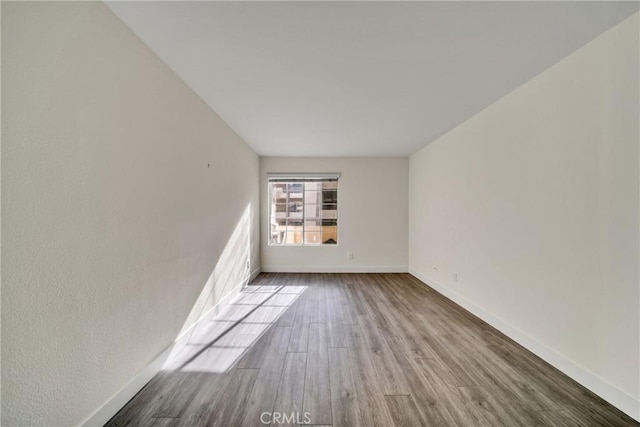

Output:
xmin=268 ymin=177 xmax=338 ymax=245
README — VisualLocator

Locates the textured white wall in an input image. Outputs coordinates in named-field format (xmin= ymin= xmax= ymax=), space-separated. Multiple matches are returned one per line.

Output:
xmin=409 ymin=13 xmax=639 ymax=418
xmin=261 ymin=157 xmax=408 ymax=272
xmin=2 ymin=2 xmax=259 ymax=425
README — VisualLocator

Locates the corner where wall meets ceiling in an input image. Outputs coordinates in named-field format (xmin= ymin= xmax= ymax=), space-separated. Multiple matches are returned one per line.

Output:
xmin=107 ymin=1 xmax=639 ymax=157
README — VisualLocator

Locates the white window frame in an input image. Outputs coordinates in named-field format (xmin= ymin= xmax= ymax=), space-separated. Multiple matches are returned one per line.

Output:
xmin=267 ymin=173 xmax=340 ymax=246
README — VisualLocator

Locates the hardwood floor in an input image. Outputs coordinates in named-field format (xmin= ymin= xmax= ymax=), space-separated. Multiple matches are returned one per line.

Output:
xmin=107 ymin=273 xmax=638 ymax=426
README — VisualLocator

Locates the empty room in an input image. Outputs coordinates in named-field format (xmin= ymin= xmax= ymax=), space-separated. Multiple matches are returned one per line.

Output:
xmin=2 ymin=1 xmax=639 ymax=426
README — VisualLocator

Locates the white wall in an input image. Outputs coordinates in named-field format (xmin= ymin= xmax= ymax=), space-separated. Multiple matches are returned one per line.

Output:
xmin=2 ymin=2 xmax=259 ymax=425
xmin=409 ymin=13 xmax=639 ymax=419
xmin=261 ymin=157 xmax=408 ymax=272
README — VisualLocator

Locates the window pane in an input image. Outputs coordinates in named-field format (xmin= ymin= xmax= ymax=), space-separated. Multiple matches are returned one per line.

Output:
xmin=322 ymin=219 xmax=337 ymax=227
xmin=304 ymin=203 xmax=321 ymax=218
xmin=284 ymin=228 xmax=303 ymax=245
xmin=287 ymin=201 xmax=303 ymax=219
xmin=269 ymin=178 xmax=338 ymax=245
xmin=287 ymin=183 xmax=303 ymax=192
xmin=322 ymin=226 xmax=337 ymax=244
xmin=272 ymin=183 xmax=287 ymax=196
xmin=287 ymin=184 xmax=303 ymax=200
xmin=269 ymin=230 xmax=280 ymax=245
xmin=322 ymin=181 xmax=337 ymax=190
xmin=281 ymin=231 xmax=294 ymax=245
xmin=304 ymin=182 xmax=321 ymax=191
xmin=288 ymin=202 xmax=303 ymax=212
xmin=322 ymin=190 xmax=337 ymax=204
xmin=278 ymin=229 xmax=290 ymax=244
xmin=305 ymin=190 xmax=321 ymax=204
xmin=322 ymin=209 xmax=337 ymax=219
xmin=304 ymin=231 xmax=322 ymax=244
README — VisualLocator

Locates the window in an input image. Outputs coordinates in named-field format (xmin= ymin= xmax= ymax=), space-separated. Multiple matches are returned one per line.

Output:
xmin=268 ymin=174 xmax=339 ymax=245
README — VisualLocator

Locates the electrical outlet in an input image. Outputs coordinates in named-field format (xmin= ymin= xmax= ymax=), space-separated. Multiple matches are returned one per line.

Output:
xmin=434 ymin=265 xmax=439 ymax=271
xmin=453 ymin=273 xmax=458 ymax=282
xmin=347 ymin=252 xmax=354 ymax=260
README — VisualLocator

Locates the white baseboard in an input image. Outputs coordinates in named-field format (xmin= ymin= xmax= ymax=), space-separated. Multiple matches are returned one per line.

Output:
xmin=81 ymin=276 xmax=249 ymax=427
xmin=248 ymin=267 xmax=261 ymax=283
xmin=261 ymin=265 xmax=408 ymax=273
xmin=409 ymin=269 xmax=640 ymax=422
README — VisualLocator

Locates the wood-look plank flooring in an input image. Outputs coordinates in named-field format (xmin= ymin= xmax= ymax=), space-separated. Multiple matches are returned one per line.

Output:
xmin=107 ymin=273 xmax=638 ymax=426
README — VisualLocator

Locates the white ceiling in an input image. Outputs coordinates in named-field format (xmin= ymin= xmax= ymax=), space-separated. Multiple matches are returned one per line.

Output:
xmin=107 ymin=1 xmax=639 ymax=157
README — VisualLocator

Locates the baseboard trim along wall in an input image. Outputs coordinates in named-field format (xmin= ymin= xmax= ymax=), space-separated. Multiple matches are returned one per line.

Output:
xmin=409 ymin=269 xmax=640 ymax=422
xmin=248 ymin=267 xmax=261 ymax=283
xmin=260 ymin=265 xmax=408 ymax=273
xmin=81 ymin=269 xmax=260 ymax=427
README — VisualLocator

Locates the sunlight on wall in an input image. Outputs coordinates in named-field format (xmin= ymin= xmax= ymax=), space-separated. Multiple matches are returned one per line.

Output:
xmin=183 ymin=204 xmax=252 ymax=336
xmin=158 ymin=202 xmax=307 ymax=373
xmin=157 ymin=204 xmax=252 ymax=369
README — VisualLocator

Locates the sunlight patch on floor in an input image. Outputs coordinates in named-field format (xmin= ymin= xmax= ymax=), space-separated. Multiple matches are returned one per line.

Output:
xmin=163 ymin=283 xmax=306 ymax=373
